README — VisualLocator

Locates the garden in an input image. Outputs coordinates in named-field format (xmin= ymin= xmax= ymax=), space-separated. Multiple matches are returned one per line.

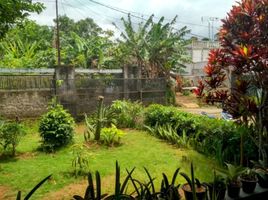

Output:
xmin=0 ymin=97 xmax=264 ymax=200
xmin=1 ymin=0 xmax=268 ymax=200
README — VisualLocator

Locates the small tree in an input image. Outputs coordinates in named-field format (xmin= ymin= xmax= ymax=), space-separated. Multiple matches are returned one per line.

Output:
xmin=39 ymin=101 xmax=75 ymax=152
xmin=195 ymin=0 xmax=268 ymax=165
xmin=0 ymin=0 xmax=44 ymax=39
xmin=0 ymin=121 xmax=26 ymax=156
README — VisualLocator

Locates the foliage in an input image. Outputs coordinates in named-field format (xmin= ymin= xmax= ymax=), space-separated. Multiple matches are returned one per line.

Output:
xmin=84 ymin=116 xmax=96 ymax=142
xmin=195 ymin=0 xmax=268 ymax=165
xmin=0 ymin=20 xmax=54 ymax=68
xmin=73 ymin=171 xmax=107 ymax=200
xmin=224 ymin=163 xmax=245 ymax=185
xmin=240 ymin=168 xmax=257 ymax=181
xmin=205 ymin=172 xmax=226 ymax=200
xmin=180 ymin=163 xmax=202 ymax=192
xmin=84 ymin=96 xmax=116 ymax=143
xmin=39 ymin=102 xmax=75 ymax=152
xmin=111 ymin=100 xmax=144 ymax=128
xmin=71 ymin=144 xmax=91 ymax=177
xmin=118 ymin=14 xmax=190 ymax=79
xmin=144 ymin=104 xmax=257 ymax=165
xmin=16 ymin=174 xmax=52 ymax=200
xmin=57 ymin=15 xmax=120 ymax=69
xmin=0 ymin=121 xmax=26 ymax=156
xmin=100 ymin=125 xmax=124 ymax=146
xmin=130 ymin=167 xmax=181 ymax=200
xmin=0 ymin=0 xmax=44 ymax=39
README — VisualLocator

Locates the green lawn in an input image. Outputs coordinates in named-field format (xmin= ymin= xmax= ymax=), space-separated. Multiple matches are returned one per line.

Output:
xmin=0 ymin=124 xmax=221 ymax=199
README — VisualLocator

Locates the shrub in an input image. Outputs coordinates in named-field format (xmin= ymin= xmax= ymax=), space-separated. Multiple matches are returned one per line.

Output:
xmin=144 ymin=104 xmax=257 ymax=165
xmin=111 ymin=100 xmax=143 ymax=128
xmin=0 ymin=121 xmax=26 ymax=156
xmin=71 ymin=144 xmax=91 ymax=177
xmin=100 ymin=124 xmax=124 ymax=146
xmin=84 ymin=97 xmax=116 ymax=142
xmin=39 ymin=103 xmax=75 ymax=152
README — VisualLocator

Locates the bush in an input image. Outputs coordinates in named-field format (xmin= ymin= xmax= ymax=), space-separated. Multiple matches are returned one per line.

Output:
xmin=111 ymin=100 xmax=144 ymax=128
xmin=144 ymin=104 xmax=257 ymax=165
xmin=100 ymin=124 xmax=124 ymax=146
xmin=0 ymin=121 xmax=26 ymax=156
xmin=39 ymin=103 xmax=75 ymax=152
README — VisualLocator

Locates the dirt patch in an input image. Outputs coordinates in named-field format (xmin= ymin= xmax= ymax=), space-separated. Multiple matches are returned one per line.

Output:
xmin=176 ymin=93 xmax=199 ymax=108
xmin=0 ymin=186 xmax=14 ymax=200
xmin=42 ymin=175 xmax=115 ymax=200
xmin=75 ymin=124 xmax=86 ymax=135
xmin=17 ymin=152 xmax=37 ymax=160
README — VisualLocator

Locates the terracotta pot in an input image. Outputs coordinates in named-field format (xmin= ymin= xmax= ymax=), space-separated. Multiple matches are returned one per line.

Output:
xmin=182 ymin=183 xmax=207 ymax=200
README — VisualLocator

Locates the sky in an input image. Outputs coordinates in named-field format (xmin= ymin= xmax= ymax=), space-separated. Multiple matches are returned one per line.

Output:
xmin=31 ymin=0 xmax=237 ymax=39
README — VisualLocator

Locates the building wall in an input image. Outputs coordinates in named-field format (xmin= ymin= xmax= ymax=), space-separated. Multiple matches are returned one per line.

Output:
xmin=185 ymin=41 xmax=219 ymax=76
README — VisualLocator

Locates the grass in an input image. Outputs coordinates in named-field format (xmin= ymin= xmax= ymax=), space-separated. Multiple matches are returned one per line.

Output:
xmin=0 ymin=123 xmax=222 ymax=199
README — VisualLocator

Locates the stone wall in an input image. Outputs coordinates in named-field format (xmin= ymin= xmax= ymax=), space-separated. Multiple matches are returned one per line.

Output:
xmin=0 ymin=90 xmax=52 ymax=119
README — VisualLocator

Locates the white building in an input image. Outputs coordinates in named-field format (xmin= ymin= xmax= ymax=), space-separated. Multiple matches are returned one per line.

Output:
xmin=184 ymin=41 xmax=220 ymax=76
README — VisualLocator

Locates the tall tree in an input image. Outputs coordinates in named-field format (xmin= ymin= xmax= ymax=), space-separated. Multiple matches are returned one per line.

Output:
xmin=0 ymin=0 xmax=44 ymax=39
xmin=119 ymin=15 xmax=190 ymax=78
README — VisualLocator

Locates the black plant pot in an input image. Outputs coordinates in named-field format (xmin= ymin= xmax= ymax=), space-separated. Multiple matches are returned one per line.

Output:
xmin=240 ymin=178 xmax=257 ymax=193
xmin=227 ymin=183 xmax=240 ymax=198
xmin=207 ymin=185 xmax=226 ymax=200
xmin=257 ymin=173 xmax=268 ymax=188
xmin=182 ymin=184 xmax=207 ymax=200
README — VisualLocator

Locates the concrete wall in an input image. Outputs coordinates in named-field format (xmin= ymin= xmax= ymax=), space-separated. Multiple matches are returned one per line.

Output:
xmin=0 ymin=90 xmax=52 ymax=119
xmin=0 ymin=66 xmax=166 ymax=119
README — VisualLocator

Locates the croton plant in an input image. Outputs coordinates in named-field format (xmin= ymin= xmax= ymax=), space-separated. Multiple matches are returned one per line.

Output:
xmin=194 ymin=0 xmax=268 ymax=164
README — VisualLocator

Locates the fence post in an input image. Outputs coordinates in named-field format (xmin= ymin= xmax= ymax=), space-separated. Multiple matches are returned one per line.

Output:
xmin=123 ymin=65 xmax=129 ymax=99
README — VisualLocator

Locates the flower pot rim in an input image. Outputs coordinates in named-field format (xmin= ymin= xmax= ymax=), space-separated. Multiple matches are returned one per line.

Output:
xmin=240 ymin=177 xmax=258 ymax=182
xmin=181 ymin=183 xmax=207 ymax=193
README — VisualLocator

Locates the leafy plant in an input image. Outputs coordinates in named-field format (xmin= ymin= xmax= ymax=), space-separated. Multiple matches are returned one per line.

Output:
xmin=181 ymin=163 xmax=200 ymax=191
xmin=71 ymin=144 xmax=91 ymax=177
xmin=105 ymin=161 xmax=135 ymax=200
xmin=84 ymin=115 xmax=96 ymax=142
xmin=39 ymin=101 xmax=75 ymax=152
xmin=240 ymin=168 xmax=257 ymax=181
xmin=16 ymin=174 xmax=52 ymax=200
xmin=224 ymin=163 xmax=245 ymax=185
xmin=111 ymin=100 xmax=143 ymax=129
xmin=159 ymin=169 xmax=181 ymax=200
xmin=204 ymin=172 xmax=226 ymax=200
xmin=100 ymin=124 xmax=124 ymax=146
xmin=85 ymin=96 xmax=116 ymax=142
xmin=0 ymin=121 xmax=26 ymax=156
xmin=180 ymin=163 xmax=206 ymax=200
xmin=196 ymin=0 xmax=268 ymax=166
xmin=73 ymin=171 xmax=107 ymax=200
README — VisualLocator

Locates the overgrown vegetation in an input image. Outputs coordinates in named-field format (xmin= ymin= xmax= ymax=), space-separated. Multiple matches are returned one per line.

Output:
xmin=110 ymin=100 xmax=144 ymax=129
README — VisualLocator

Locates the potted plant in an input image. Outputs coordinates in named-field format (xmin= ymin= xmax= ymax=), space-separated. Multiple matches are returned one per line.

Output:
xmin=252 ymin=160 xmax=268 ymax=188
xmin=180 ymin=163 xmax=206 ymax=200
xmin=225 ymin=163 xmax=244 ymax=198
xmin=239 ymin=168 xmax=258 ymax=193
xmin=204 ymin=172 xmax=226 ymax=200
